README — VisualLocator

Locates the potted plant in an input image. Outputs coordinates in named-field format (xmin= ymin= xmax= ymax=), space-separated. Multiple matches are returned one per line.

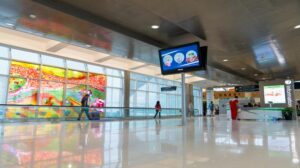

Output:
xmin=282 ymin=107 xmax=293 ymax=120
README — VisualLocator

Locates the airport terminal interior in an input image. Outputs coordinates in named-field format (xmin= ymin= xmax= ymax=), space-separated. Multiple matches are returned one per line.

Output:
xmin=0 ymin=0 xmax=300 ymax=167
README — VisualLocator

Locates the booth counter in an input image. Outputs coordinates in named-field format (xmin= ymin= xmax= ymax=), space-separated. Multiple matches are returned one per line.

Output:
xmin=226 ymin=107 xmax=283 ymax=120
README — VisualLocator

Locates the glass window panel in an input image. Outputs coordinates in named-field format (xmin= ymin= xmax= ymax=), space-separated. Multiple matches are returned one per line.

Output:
xmin=149 ymin=92 xmax=158 ymax=108
xmin=149 ymin=77 xmax=157 ymax=83
xmin=148 ymin=83 xmax=158 ymax=92
xmin=7 ymin=77 xmax=38 ymax=105
xmin=107 ymin=76 xmax=113 ymax=87
xmin=106 ymin=88 xmax=112 ymax=106
xmin=87 ymin=64 xmax=105 ymax=74
xmin=11 ymin=49 xmax=40 ymax=63
xmin=113 ymin=77 xmax=122 ymax=88
xmin=167 ymin=80 xmax=174 ymax=86
xmin=65 ymin=84 xmax=86 ymax=106
xmin=159 ymin=93 xmax=167 ymax=108
xmin=136 ymin=81 xmax=147 ymax=91
xmin=136 ymin=91 xmax=146 ymax=107
xmin=130 ymin=91 xmax=135 ymax=107
xmin=168 ymin=95 xmax=176 ymax=108
xmin=66 ymin=60 xmax=86 ymax=71
xmin=42 ymin=65 xmax=65 ymax=82
xmin=130 ymin=80 xmax=136 ymax=90
xmin=0 ymin=76 xmax=8 ymax=103
xmin=157 ymin=78 xmax=166 ymax=85
xmin=193 ymin=89 xmax=199 ymax=97
xmin=0 ymin=59 xmax=9 ymax=75
xmin=88 ymin=73 xmax=106 ymax=87
xmin=67 ymin=69 xmax=87 ymax=84
xmin=112 ymin=88 xmax=121 ymax=106
xmin=88 ymin=85 xmax=106 ymax=107
xmin=87 ymin=74 xmax=106 ymax=107
xmin=10 ymin=61 xmax=40 ymax=79
xmin=0 ymin=46 xmax=9 ymax=58
xmin=177 ymin=87 xmax=182 ymax=94
xmin=106 ymin=68 xmax=123 ymax=77
xmin=177 ymin=96 xmax=182 ymax=108
xmin=40 ymin=81 xmax=64 ymax=106
xmin=131 ymin=73 xmax=147 ymax=81
xmin=107 ymin=77 xmax=122 ymax=88
xmin=41 ymin=55 xmax=64 ymax=68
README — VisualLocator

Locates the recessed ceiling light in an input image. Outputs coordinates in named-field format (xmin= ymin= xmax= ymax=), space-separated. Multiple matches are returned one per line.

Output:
xmin=29 ymin=14 xmax=37 ymax=19
xmin=294 ymin=25 xmax=300 ymax=29
xmin=151 ymin=25 xmax=159 ymax=29
xmin=223 ymin=59 xmax=228 ymax=62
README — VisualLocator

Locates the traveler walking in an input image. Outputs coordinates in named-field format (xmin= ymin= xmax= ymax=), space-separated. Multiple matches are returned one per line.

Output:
xmin=153 ymin=101 xmax=162 ymax=119
xmin=78 ymin=94 xmax=91 ymax=120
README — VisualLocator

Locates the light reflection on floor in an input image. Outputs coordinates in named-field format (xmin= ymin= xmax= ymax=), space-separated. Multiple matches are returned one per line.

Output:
xmin=0 ymin=117 xmax=299 ymax=168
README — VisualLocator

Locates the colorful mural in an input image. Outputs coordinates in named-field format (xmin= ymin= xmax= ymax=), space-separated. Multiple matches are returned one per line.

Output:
xmin=65 ymin=84 xmax=86 ymax=106
xmin=7 ymin=77 xmax=38 ymax=105
xmin=42 ymin=66 xmax=65 ymax=82
xmin=38 ymin=107 xmax=62 ymax=119
xmin=6 ymin=61 xmax=107 ymax=119
xmin=88 ymin=73 xmax=106 ymax=108
xmin=40 ymin=81 xmax=64 ymax=106
xmin=10 ymin=61 xmax=40 ymax=79
xmin=67 ymin=70 xmax=87 ymax=85
xmin=5 ymin=107 xmax=36 ymax=119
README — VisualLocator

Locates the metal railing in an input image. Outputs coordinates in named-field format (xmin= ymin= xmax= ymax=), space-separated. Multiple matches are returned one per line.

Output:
xmin=0 ymin=104 xmax=182 ymax=122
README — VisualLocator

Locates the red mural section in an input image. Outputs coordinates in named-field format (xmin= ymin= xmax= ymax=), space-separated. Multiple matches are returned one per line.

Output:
xmin=10 ymin=61 xmax=40 ymax=79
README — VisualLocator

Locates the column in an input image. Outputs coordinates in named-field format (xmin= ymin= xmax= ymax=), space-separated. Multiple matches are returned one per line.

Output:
xmin=123 ymin=71 xmax=130 ymax=117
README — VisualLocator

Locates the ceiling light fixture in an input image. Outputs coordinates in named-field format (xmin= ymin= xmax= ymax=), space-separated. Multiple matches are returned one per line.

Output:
xmin=151 ymin=25 xmax=159 ymax=29
xmin=29 ymin=14 xmax=37 ymax=19
xmin=223 ymin=59 xmax=228 ymax=62
xmin=241 ymin=67 xmax=246 ymax=70
xmin=5 ymin=23 xmax=14 ymax=26
xmin=294 ymin=25 xmax=300 ymax=29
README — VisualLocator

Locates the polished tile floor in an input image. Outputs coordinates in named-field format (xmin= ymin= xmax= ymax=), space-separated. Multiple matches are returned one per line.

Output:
xmin=0 ymin=117 xmax=299 ymax=168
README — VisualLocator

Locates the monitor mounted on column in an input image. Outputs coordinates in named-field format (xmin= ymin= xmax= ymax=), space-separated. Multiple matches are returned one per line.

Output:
xmin=159 ymin=42 xmax=206 ymax=75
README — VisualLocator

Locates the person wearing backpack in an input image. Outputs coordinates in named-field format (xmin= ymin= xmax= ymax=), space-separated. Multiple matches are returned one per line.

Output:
xmin=78 ymin=94 xmax=91 ymax=121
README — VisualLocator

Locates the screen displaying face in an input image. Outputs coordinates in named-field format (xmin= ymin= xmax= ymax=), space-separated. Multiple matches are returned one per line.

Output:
xmin=159 ymin=43 xmax=200 ymax=73
xmin=264 ymin=85 xmax=286 ymax=104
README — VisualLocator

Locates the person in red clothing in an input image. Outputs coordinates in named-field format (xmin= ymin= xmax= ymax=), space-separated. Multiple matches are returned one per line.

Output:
xmin=154 ymin=101 xmax=162 ymax=119
xmin=229 ymin=96 xmax=239 ymax=120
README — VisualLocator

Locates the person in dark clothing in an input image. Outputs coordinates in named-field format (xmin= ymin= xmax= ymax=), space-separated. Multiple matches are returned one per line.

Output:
xmin=78 ymin=94 xmax=91 ymax=120
xmin=153 ymin=101 xmax=162 ymax=119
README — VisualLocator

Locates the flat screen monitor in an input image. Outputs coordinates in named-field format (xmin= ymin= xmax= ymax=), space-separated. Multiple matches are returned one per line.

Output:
xmin=264 ymin=85 xmax=286 ymax=104
xmin=159 ymin=42 xmax=206 ymax=75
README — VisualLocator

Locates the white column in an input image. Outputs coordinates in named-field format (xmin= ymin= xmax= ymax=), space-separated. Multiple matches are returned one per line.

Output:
xmin=181 ymin=73 xmax=186 ymax=125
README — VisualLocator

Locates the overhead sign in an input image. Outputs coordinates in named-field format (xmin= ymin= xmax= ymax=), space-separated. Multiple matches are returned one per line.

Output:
xmin=161 ymin=86 xmax=177 ymax=92
xmin=235 ymin=85 xmax=259 ymax=92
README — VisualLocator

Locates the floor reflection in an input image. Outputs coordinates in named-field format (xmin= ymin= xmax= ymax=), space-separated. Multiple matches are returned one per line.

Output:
xmin=0 ymin=117 xmax=299 ymax=168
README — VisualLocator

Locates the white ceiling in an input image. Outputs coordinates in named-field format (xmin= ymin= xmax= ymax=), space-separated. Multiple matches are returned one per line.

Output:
xmin=0 ymin=27 xmax=216 ymax=85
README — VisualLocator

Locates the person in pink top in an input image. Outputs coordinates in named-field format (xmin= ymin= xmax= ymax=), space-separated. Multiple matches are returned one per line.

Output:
xmin=154 ymin=101 xmax=162 ymax=119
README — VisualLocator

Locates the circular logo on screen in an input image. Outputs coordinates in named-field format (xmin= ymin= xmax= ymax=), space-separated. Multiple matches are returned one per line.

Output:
xmin=174 ymin=53 xmax=184 ymax=64
xmin=186 ymin=50 xmax=198 ymax=63
xmin=285 ymin=80 xmax=292 ymax=85
xmin=163 ymin=55 xmax=173 ymax=67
